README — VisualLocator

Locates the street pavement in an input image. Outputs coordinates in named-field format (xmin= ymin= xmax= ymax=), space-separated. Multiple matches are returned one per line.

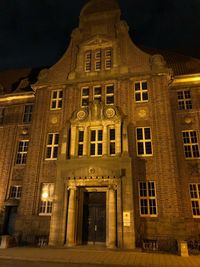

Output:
xmin=0 ymin=246 xmax=200 ymax=267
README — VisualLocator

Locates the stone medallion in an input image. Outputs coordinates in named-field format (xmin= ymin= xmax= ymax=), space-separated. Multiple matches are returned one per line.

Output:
xmin=77 ymin=110 xmax=87 ymax=120
xmin=104 ymin=107 xmax=115 ymax=118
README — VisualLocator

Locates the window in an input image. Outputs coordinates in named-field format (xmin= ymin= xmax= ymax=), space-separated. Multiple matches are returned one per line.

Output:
xmin=9 ymin=186 xmax=22 ymax=199
xmin=109 ymin=128 xmax=116 ymax=155
xmin=139 ymin=181 xmax=157 ymax=217
xmin=182 ymin=131 xmax=200 ymax=159
xmin=85 ymin=51 xmax=92 ymax=72
xmin=189 ymin=184 xmax=200 ymax=217
xmin=81 ymin=87 xmax=90 ymax=107
xmin=50 ymin=90 xmax=63 ymax=110
xmin=105 ymin=84 xmax=114 ymax=105
xmin=0 ymin=108 xmax=4 ymax=124
xmin=46 ymin=133 xmax=59 ymax=160
xmin=90 ymin=129 xmax=103 ymax=156
xmin=84 ymin=47 xmax=113 ymax=72
xmin=23 ymin=104 xmax=33 ymax=123
xmin=105 ymin=48 xmax=112 ymax=70
xmin=177 ymin=90 xmax=192 ymax=110
xmin=134 ymin=81 xmax=148 ymax=102
xmin=93 ymin=86 xmax=102 ymax=102
xmin=39 ymin=183 xmax=54 ymax=215
xmin=78 ymin=130 xmax=84 ymax=156
xmin=95 ymin=49 xmax=101 ymax=71
xmin=16 ymin=140 xmax=29 ymax=164
xmin=136 ymin=127 xmax=152 ymax=156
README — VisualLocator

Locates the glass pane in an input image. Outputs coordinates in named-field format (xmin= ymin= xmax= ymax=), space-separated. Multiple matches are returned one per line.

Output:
xmin=59 ymin=90 xmax=63 ymax=98
xmin=53 ymin=91 xmax=57 ymax=99
xmin=110 ymin=142 xmax=115 ymax=155
xmin=90 ymin=144 xmax=95 ymax=155
xmin=58 ymin=100 xmax=62 ymax=108
xmin=55 ymin=134 xmax=59 ymax=144
xmin=110 ymin=129 xmax=115 ymax=140
xmin=142 ymin=92 xmax=148 ymax=101
xmin=145 ymin=142 xmax=152 ymax=154
xmin=135 ymin=93 xmax=141 ymax=102
xmin=78 ymin=144 xmax=83 ymax=156
xmin=82 ymin=88 xmax=89 ymax=96
xmin=53 ymin=147 xmax=58 ymax=158
xmin=91 ymin=130 xmax=96 ymax=141
xmin=98 ymin=130 xmax=103 ymax=141
xmin=177 ymin=91 xmax=183 ymax=99
xmin=94 ymin=87 xmax=102 ymax=95
xmin=82 ymin=98 xmax=89 ymax=106
xmin=135 ymin=83 xmax=140 ymax=91
xmin=106 ymin=85 xmax=114 ymax=94
xmin=145 ymin=128 xmax=151 ymax=139
xmin=142 ymin=82 xmax=147 ymax=90
xmin=137 ymin=128 xmax=143 ymax=140
xmin=138 ymin=143 xmax=144 ymax=155
xmin=98 ymin=144 xmax=102 ymax=155
xmin=106 ymin=96 xmax=114 ymax=104
xmin=79 ymin=131 xmax=84 ymax=142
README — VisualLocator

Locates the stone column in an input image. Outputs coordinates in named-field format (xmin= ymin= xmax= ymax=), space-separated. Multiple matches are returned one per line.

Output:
xmin=108 ymin=186 xmax=117 ymax=248
xmin=66 ymin=186 xmax=76 ymax=246
xmin=70 ymin=126 xmax=77 ymax=157
xmin=115 ymin=124 xmax=121 ymax=154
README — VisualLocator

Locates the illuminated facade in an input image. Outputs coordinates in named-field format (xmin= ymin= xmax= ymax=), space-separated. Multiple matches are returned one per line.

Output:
xmin=0 ymin=0 xmax=200 ymax=251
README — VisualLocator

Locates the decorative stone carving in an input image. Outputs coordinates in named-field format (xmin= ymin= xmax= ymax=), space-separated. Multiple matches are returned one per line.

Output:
xmin=184 ymin=116 xmax=192 ymax=124
xmin=77 ymin=110 xmax=87 ymax=121
xmin=21 ymin=128 xmax=28 ymax=135
xmin=51 ymin=116 xmax=58 ymax=124
xmin=104 ymin=107 xmax=116 ymax=118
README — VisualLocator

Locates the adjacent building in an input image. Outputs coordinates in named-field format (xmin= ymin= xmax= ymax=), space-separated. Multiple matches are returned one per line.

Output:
xmin=0 ymin=0 xmax=200 ymax=251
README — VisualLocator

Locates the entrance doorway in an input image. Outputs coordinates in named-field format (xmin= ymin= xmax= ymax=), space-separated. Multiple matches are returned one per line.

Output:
xmin=82 ymin=192 xmax=106 ymax=244
xmin=3 ymin=206 xmax=17 ymax=235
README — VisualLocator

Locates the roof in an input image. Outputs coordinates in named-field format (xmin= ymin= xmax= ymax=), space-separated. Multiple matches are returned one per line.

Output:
xmin=141 ymin=47 xmax=200 ymax=76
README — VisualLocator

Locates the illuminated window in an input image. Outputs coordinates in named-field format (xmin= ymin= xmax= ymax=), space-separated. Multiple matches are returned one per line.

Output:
xmin=93 ymin=86 xmax=102 ymax=102
xmin=182 ymin=131 xmax=200 ymax=159
xmin=105 ymin=84 xmax=114 ymax=105
xmin=85 ymin=51 xmax=92 ymax=72
xmin=177 ymin=90 xmax=192 ymax=110
xmin=136 ymin=127 xmax=152 ymax=156
xmin=134 ymin=81 xmax=148 ymax=102
xmin=189 ymin=184 xmax=200 ymax=217
xmin=23 ymin=104 xmax=33 ymax=123
xmin=139 ymin=181 xmax=157 ymax=217
xmin=16 ymin=140 xmax=29 ymax=164
xmin=0 ymin=108 xmax=5 ymax=124
xmin=39 ymin=183 xmax=54 ymax=215
xmin=105 ymin=48 xmax=112 ymax=69
xmin=9 ymin=186 xmax=22 ymax=199
xmin=78 ymin=130 xmax=84 ymax=156
xmin=109 ymin=128 xmax=116 ymax=155
xmin=46 ymin=133 xmax=59 ymax=160
xmin=90 ymin=129 xmax=103 ymax=156
xmin=50 ymin=90 xmax=63 ymax=110
xmin=81 ymin=87 xmax=90 ymax=107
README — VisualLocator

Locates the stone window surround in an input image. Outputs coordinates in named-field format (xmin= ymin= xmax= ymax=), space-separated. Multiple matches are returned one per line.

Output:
xmin=72 ymin=123 xmax=121 ymax=158
xmin=9 ymin=185 xmax=22 ymax=199
xmin=84 ymin=47 xmax=112 ymax=73
xmin=23 ymin=103 xmax=33 ymax=123
xmin=81 ymin=83 xmax=115 ymax=107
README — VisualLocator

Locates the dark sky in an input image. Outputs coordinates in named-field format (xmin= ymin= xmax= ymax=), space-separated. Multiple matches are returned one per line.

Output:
xmin=0 ymin=0 xmax=200 ymax=70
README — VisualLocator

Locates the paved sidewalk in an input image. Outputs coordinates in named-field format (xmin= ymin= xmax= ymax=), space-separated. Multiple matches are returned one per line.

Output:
xmin=0 ymin=246 xmax=200 ymax=267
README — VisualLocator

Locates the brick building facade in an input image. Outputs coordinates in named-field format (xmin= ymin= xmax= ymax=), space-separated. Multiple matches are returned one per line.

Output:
xmin=0 ymin=0 xmax=200 ymax=251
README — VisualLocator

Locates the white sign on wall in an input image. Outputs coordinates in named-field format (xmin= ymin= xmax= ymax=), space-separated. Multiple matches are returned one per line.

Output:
xmin=123 ymin=211 xmax=131 ymax=226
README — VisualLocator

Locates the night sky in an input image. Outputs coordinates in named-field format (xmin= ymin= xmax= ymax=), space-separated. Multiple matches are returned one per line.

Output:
xmin=0 ymin=0 xmax=200 ymax=70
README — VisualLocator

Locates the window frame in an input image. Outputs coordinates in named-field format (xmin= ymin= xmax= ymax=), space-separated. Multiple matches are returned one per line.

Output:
xmin=15 ymin=140 xmax=29 ymax=165
xmin=50 ymin=90 xmax=63 ymax=110
xmin=93 ymin=85 xmax=102 ymax=102
xmin=23 ymin=104 xmax=33 ymax=123
xmin=136 ymin=127 xmax=153 ymax=157
xmin=77 ymin=129 xmax=84 ymax=157
xmin=177 ymin=90 xmax=192 ymax=110
xmin=138 ymin=181 xmax=158 ymax=217
xmin=104 ymin=48 xmax=112 ymax=70
xmin=134 ymin=81 xmax=148 ymax=103
xmin=9 ymin=185 xmax=22 ymax=199
xmin=45 ymin=133 xmax=59 ymax=160
xmin=189 ymin=183 xmax=200 ymax=218
xmin=39 ymin=183 xmax=54 ymax=216
xmin=81 ymin=87 xmax=90 ymax=107
xmin=89 ymin=128 xmax=103 ymax=157
xmin=105 ymin=84 xmax=115 ymax=105
xmin=109 ymin=127 xmax=116 ymax=156
xmin=182 ymin=130 xmax=200 ymax=159
xmin=85 ymin=50 xmax=92 ymax=72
